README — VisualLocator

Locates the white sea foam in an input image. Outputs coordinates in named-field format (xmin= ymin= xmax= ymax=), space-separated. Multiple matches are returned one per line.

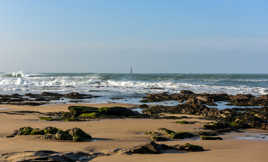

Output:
xmin=0 ymin=72 xmax=267 ymax=97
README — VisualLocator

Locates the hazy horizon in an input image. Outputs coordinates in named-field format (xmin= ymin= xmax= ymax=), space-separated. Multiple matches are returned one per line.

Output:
xmin=1 ymin=1 xmax=267 ymax=73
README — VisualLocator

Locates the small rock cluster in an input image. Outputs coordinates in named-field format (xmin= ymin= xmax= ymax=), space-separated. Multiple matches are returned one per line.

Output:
xmin=9 ymin=127 xmax=92 ymax=142
xmin=146 ymin=128 xmax=223 ymax=141
xmin=146 ymin=128 xmax=196 ymax=141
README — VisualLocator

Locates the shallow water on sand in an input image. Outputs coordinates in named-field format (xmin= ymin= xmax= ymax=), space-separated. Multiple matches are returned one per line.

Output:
xmin=236 ymin=133 xmax=268 ymax=141
xmin=0 ymin=108 xmax=9 ymax=111
xmin=207 ymin=101 xmax=263 ymax=110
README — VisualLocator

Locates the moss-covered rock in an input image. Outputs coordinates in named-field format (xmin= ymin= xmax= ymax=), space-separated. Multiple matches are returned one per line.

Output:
xmin=79 ymin=112 xmax=98 ymax=118
xmin=68 ymin=106 xmax=99 ymax=117
xmin=30 ymin=128 xmax=45 ymax=135
xmin=43 ymin=127 xmax=59 ymax=134
xmin=17 ymin=127 xmax=33 ymax=135
xmin=67 ymin=128 xmax=92 ymax=142
xmin=157 ymin=128 xmax=176 ymax=135
xmin=98 ymin=107 xmax=138 ymax=117
xmin=14 ymin=127 xmax=93 ymax=142
xmin=42 ymin=134 xmax=55 ymax=140
xmin=156 ymin=128 xmax=196 ymax=139
xmin=203 ymin=122 xmax=232 ymax=130
xmin=55 ymin=130 xmax=73 ymax=141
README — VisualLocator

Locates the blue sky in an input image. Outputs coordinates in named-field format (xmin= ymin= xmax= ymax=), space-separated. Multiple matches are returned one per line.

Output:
xmin=0 ymin=0 xmax=267 ymax=73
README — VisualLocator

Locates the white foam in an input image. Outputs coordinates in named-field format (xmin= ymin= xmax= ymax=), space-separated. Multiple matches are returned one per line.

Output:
xmin=0 ymin=73 xmax=267 ymax=96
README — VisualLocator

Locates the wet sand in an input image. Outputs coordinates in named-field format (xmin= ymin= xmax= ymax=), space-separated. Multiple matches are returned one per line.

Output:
xmin=0 ymin=104 xmax=268 ymax=162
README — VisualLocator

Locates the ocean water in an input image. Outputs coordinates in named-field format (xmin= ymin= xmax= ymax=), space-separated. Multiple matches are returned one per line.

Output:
xmin=0 ymin=72 xmax=268 ymax=104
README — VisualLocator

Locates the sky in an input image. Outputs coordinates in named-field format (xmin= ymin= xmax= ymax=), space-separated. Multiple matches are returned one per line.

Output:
xmin=0 ymin=0 xmax=267 ymax=73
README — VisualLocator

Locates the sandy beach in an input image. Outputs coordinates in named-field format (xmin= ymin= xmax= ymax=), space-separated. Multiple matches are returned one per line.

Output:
xmin=0 ymin=103 xmax=267 ymax=162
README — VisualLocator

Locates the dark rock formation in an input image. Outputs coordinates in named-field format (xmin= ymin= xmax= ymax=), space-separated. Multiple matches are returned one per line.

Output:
xmin=125 ymin=141 xmax=205 ymax=154
xmin=200 ymin=136 xmax=223 ymax=140
xmin=41 ymin=106 xmax=145 ymax=121
xmin=0 ymin=150 xmax=106 ymax=162
xmin=67 ymin=128 xmax=92 ymax=142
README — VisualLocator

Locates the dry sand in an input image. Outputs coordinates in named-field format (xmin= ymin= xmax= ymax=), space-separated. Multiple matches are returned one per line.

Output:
xmin=0 ymin=104 xmax=268 ymax=162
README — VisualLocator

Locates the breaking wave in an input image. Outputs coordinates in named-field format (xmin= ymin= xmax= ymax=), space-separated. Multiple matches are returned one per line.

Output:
xmin=0 ymin=72 xmax=267 ymax=96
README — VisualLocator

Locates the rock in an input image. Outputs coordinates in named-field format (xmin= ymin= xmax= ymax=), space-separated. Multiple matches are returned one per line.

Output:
xmin=79 ymin=112 xmax=98 ymax=119
xmin=126 ymin=141 xmax=177 ymax=154
xmin=141 ymin=92 xmax=172 ymax=102
xmin=41 ymin=92 xmax=63 ymax=97
xmin=179 ymin=143 xmax=205 ymax=152
xmin=68 ymin=106 xmax=99 ymax=117
xmin=127 ymin=141 xmax=160 ymax=154
xmin=67 ymin=128 xmax=92 ymax=142
xmin=43 ymin=127 xmax=59 ymax=134
xmin=157 ymin=128 xmax=196 ymax=139
xmin=196 ymin=95 xmax=217 ymax=106
xmin=170 ymin=132 xmax=196 ymax=139
xmin=150 ymin=135 xmax=170 ymax=141
xmin=18 ymin=127 xmax=92 ymax=142
xmin=203 ymin=122 xmax=232 ymax=130
xmin=229 ymin=94 xmax=258 ymax=106
xmin=42 ymin=134 xmax=56 ymax=140
xmin=17 ymin=127 xmax=33 ymax=135
xmin=200 ymin=136 xmax=223 ymax=140
xmin=7 ymin=101 xmax=48 ymax=106
xmin=98 ymin=107 xmax=138 ymax=117
xmin=0 ymin=150 xmax=96 ymax=162
xmin=177 ymin=102 xmax=209 ymax=115
xmin=258 ymin=95 xmax=268 ymax=100
xmin=39 ymin=116 xmax=54 ymax=121
xmin=180 ymin=90 xmax=195 ymax=95
xmin=6 ymin=130 xmax=19 ymax=138
xmin=158 ymin=128 xmax=176 ymax=135
xmin=55 ymin=130 xmax=73 ymax=141
xmin=126 ymin=141 xmax=205 ymax=154
xmin=261 ymin=123 xmax=268 ymax=130
xmin=198 ymin=131 xmax=218 ymax=136
xmin=140 ymin=104 xmax=149 ymax=108
xmin=143 ymin=105 xmax=179 ymax=115
xmin=64 ymin=92 xmax=93 ymax=99
xmin=175 ymin=120 xmax=197 ymax=124
xmin=31 ymin=128 xmax=45 ymax=135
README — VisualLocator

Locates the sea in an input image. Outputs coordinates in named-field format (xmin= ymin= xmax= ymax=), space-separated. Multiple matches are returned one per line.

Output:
xmin=0 ymin=71 xmax=268 ymax=106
